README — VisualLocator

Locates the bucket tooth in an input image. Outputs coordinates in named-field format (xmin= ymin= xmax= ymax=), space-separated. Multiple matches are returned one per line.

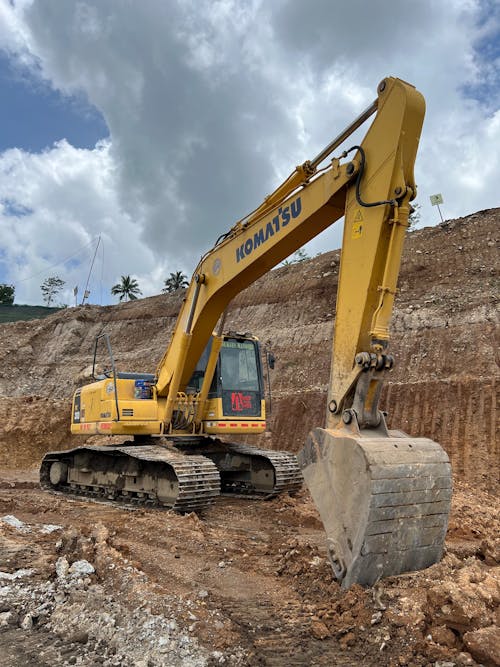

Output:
xmin=297 ymin=427 xmax=452 ymax=588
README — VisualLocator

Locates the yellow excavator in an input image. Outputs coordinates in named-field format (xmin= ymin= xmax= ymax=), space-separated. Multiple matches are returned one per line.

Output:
xmin=41 ymin=77 xmax=452 ymax=588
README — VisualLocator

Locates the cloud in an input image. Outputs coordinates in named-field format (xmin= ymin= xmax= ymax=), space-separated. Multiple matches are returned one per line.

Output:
xmin=0 ymin=139 xmax=156 ymax=304
xmin=0 ymin=0 xmax=498 ymax=303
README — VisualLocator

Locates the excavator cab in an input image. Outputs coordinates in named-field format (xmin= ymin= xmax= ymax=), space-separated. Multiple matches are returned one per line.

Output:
xmin=191 ymin=334 xmax=267 ymax=434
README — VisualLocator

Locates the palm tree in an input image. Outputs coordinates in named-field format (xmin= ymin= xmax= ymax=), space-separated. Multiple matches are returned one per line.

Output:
xmin=162 ymin=271 xmax=189 ymax=293
xmin=111 ymin=275 xmax=142 ymax=302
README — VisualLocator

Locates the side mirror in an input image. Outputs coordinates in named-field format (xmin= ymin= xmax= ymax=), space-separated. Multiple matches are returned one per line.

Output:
xmin=267 ymin=352 xmax=276 ymax=370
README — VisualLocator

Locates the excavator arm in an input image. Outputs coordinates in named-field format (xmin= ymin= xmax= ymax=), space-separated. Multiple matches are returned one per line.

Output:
xmin=156 ymin=77 xmax=425 ymax=428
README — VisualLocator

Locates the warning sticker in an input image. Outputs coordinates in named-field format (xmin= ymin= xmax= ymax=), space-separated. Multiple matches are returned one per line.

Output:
xmin=354 ymin=209 xmax=363 ymax=222
xmin=352 ymin=222 xmax=363 ymax=239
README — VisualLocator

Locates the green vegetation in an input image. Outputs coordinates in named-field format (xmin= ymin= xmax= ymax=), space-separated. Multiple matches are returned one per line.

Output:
xmin=281 ymin=248 xmax=310 ymax=266
xmin=0 ymin=304 xmax=64 ymax=324
xmin=41 ymin=275 xmax=66 ymax=306
xmin=0 ymin=284 xmax=15 ymax=305
xmin=409 ymin=202 xmax=421 ymax=226
xmin=111 ymin=275 xmax=142 ymax=302
xmin=162 ymin=271 xmax=189 ymax=293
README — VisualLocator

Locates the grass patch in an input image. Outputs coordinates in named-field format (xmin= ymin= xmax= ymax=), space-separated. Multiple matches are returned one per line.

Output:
xmin=0 ymin=305 xmax=64 ymax=323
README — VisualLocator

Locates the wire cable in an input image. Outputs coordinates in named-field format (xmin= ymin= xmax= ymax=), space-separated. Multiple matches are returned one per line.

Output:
xmin=15 ymin=236 xmax=100 ymax=283
xmin=344 ymin=145 xmax=397 ymax=208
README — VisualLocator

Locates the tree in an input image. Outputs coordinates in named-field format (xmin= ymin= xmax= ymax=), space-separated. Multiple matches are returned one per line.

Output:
xmin=111 ymin=275 xmax=142 ymax=302
xmin=162 ymin=271 xmax=189 ymax=293
xmin=0 ymin=284 xmax=15 ymax=305
xmin=281 ymin=248 xmax=310 ymax=266
xmin=41 ymin=276 xmax=65 ymax=306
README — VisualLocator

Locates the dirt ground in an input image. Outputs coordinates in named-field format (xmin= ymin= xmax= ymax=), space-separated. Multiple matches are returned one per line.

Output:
xmin=0 ymin=473 xmax=498 ymax=667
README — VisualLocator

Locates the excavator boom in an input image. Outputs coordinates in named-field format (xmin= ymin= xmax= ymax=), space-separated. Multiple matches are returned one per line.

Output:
xmin=155 ymin=78 xmax=427 ymax=421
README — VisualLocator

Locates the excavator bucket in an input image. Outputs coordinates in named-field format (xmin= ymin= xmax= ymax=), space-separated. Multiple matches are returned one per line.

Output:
xmin=298 ymin=427 xmax=452 ymax=588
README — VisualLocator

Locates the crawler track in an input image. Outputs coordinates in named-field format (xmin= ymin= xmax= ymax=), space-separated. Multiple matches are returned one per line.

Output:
xmin=220 ymin=442 xmax=303 ymax=496
xmin=187 ymin=440 xmax=303 ymax=497
xmin=40 ymin=445 xmax=220 ymax=513
xmin=40 ymin=440 xmax=302 ymax=513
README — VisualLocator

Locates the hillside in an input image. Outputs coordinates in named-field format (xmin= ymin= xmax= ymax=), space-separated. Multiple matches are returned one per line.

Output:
xmin=0 ymin=208 xmax=498 ymax=489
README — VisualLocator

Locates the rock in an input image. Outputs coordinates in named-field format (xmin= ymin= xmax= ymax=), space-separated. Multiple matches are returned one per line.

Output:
xmin=0 ymin=611 xmax=17 ymax=627
xmin=428 ymin=625 xmax=458 ymax=648
xmin=426 ymin=564 xmax=498 ymax=632
xmin=339 ymin=631 xmax=356 ymax=647
xmin=309 ymin=556 xmax=322 ymax=567
xmin=311 ymin=620 xmax=330 ymax=640
xmin=56 ymin=556 xmax=70 ymax=579
xmin=479 ymin=537 xmax=500 ymax=565
xmin=20 ymin=613 xmax=33 ymax=630
xmin=69 ymin=560 xmax=95 ymax=577
xmin=1 ymin=515 xmax=31 ymax=533
xmin=463 ymin=626 xmax=500 ymax=666
xmin=0 ymin=568 xmax=35 ymax=580
xmin=40 ymin=523 xmax=63 ymax=534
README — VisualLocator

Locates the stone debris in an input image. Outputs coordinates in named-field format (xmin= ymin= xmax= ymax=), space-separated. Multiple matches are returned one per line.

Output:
xmin=1 ymin=515 xmax=62 ymax=536
xmin=462 ymin=626 xmax=500 ymax=666
xmin=40 ymin=523 xmax=63 ymax=534
xmin=55 ymin=556 xmax=70 ymax=579
xmin=68 ymin=559 xmax=95 ymax=577
xmin=0 ymin=568 xmax=35 ymax=580
xmin=0 ymin=520 xmax=245 ymax=667
xmin=1 ymin=515 xmax=31 ymax=533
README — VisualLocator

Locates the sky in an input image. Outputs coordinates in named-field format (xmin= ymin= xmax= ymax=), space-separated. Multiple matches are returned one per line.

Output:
xmin=0 ymin=0 xmax=499 ymax=306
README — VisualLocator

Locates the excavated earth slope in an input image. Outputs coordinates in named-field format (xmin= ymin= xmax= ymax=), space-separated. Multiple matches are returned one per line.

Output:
xmin=0 ymin=208 xmax=498 ymax=667
xmin=0 ymin=208 xmax=498 ymax=489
